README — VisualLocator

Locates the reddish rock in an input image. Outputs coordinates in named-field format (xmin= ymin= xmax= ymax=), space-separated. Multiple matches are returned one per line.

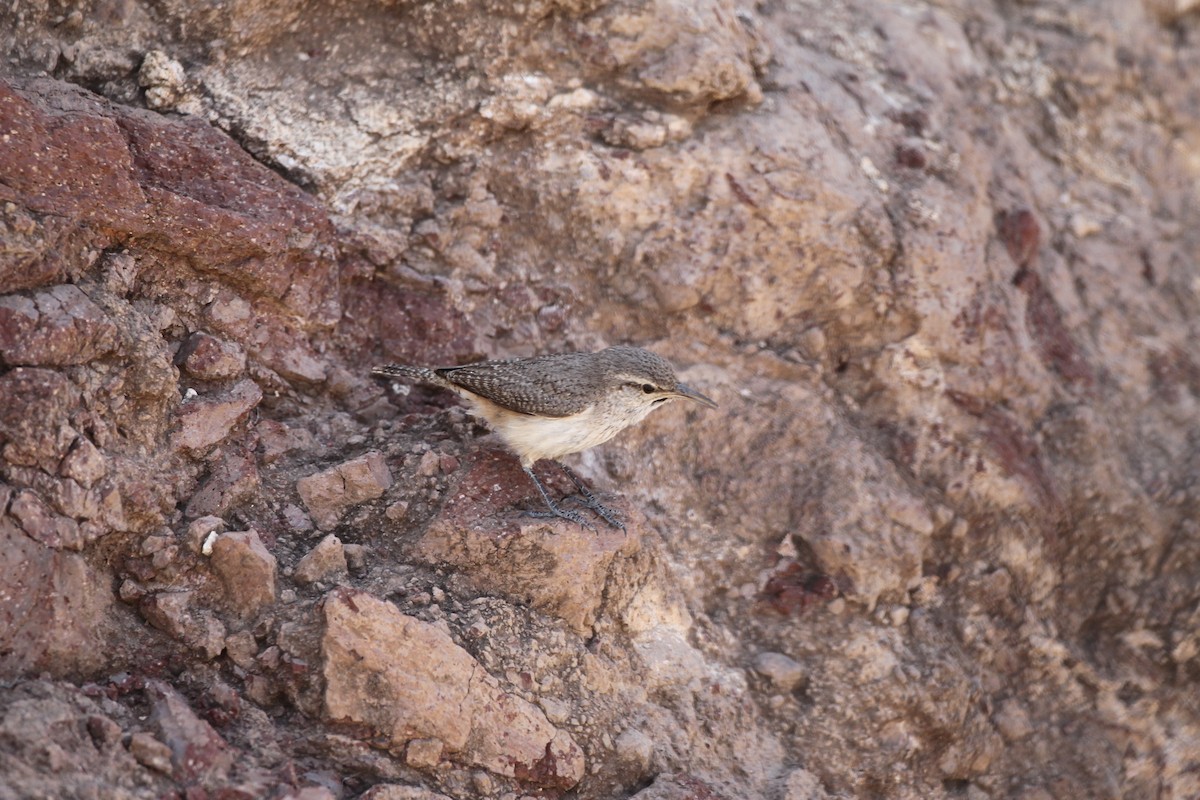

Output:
xmin=0 ymin=284 xmax=117 ymax=366
xmin=365 ymin=283 xmax=478 ymax=367
xmin=145 ymin=680 xmax=234 ymax=784
xmin=176 ymin=332 xmax=247 ymax=381
xmin=0 ymin=368 xmax=80 ymax=471
xmin=8 ymin=490 xmax=82 ymax=550
xmin=86 ymin=714 xmax=123 ymax=749
xmin=257 ymin=420 xmax=319 ymax=464
xmin=41 ymin=471 xmax=126 ymax=536
xmin=58 ymin=435 xmax=107 ymax=488
xmin=293 ymin=534 xmax=347 ymax=586
xmin=139 ymin=591 xmax=227 ymax=659
xmin=173 ymin=379 xmax=262 ymax=454
xmin=997 ymin=208 xmax=1041 ymax=269
xmin=296 ymin=452 xmax=392 ymax=531
xmin=0 ymin=78 xmax=340 ymax=321
xmin=117 ymin=111 xmax=341 ymax=325
xmin=209 ymin=530 xmax=277 ymax=620
xmin=252 ymin=335 xmax=328 ymax=385
xmin=0 ymin=518 xmax=113 ymax=676
xmin=359 ymin=786 xmax=452 ymax=800
xmin=184 ymin=449 xmax=260 ymax=519
xmin=1012 ymin=267 xmax=1095 ymax=389
xmin=321 ymin=588 xmax=584 ymax=788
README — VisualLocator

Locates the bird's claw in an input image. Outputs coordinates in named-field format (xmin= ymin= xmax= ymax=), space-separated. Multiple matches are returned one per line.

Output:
xmin=523 ymin=506 xmax=596 ymax=531
xmin=564 ymin=494 xmax=625 ymax=531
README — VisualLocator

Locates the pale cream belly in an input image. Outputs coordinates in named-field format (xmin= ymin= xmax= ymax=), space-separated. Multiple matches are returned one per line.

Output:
xmin=491 ymin=405 xmax=625 ymax=466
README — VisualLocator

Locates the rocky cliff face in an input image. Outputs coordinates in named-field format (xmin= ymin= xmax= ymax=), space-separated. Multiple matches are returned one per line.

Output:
xmin=2 ymin=1 xmax=1199 ymax=798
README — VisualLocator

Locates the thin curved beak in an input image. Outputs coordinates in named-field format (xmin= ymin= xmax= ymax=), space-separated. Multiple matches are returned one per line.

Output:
xmin=674 ymin=382 xmax=718 ymax=409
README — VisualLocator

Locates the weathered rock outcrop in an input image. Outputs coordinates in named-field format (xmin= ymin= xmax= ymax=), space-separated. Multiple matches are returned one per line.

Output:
xmin=2 ymin=0 xmax=1200 ymax=799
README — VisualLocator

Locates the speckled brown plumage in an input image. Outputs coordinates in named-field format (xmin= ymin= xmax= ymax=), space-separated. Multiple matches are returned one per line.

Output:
xmin=371 ymin=345 xmax=716 ymax=529
xmin=372 ymin=345 xmax=682 ymax=417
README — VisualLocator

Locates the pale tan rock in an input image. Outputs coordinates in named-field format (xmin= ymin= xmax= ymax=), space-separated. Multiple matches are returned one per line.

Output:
xmin=994 ymin=699 xmax=1034 ymax=742
xmin=404 ymin=737 xmax=443 ymax=769
xmin=128 ymin=731 xmax=172 ymax=774
xmin=629 ymin=774 xmax=725 ymax=800
xmin=280 ymin=788 xmax=337 ymax=800
xmin=225 ymin=630 xmax=258 ymax=670
xmin=614 ymin=728 xmax=653 ymax=774
xmin=293 ymin=534 xmax=347 ymax=585
xmin=778 ymin=768 xmax=831 ymax=800
xmin=209 ymin=530 xmax=277 ymax=619
xmin=321 ymin=589 xmax=584 ymax=788
xmin=752 ymin=652 xmax=805 ymax=693
xmin=297 ymin=452 xmax=393 ymax=530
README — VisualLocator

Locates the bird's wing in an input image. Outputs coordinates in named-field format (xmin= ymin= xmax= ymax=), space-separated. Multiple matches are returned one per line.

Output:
xmin=436 ymin=354 xmax=605 ymax=417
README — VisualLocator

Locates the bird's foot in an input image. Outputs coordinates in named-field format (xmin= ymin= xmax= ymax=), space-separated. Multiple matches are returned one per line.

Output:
xmin=565 ymin=493 xmax=625 ymax=532
xmin=522 ymin=505 xmax=596 ymax=531
xmin=555 ymin=463 xmax=625 ymax=532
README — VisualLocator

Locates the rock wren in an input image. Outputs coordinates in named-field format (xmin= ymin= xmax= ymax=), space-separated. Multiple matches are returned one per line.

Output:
xmin=371 ymin=345 xmax=717 ymax=529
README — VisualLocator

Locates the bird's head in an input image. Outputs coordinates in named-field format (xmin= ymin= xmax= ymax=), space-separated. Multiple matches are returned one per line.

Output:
xmin=601 ymin=346 xmax=718 ymax=421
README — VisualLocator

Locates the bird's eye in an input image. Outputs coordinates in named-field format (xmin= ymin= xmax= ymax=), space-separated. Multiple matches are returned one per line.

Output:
xmin=642 ymin=384 xmax=655 ymax=394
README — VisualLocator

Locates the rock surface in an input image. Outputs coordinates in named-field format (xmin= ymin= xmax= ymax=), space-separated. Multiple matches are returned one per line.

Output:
xmin=293 ymin=533 xmax=348 ymax=585
xmin=319 ymin=589 xmax=585 ymax=789
xmin=209 ymin=530 xmax=277 ymax=620
xmin=0 ymin=0 xmax=1199 ymax=799
xmin=297 ymin=452 xmax=394 ymax=531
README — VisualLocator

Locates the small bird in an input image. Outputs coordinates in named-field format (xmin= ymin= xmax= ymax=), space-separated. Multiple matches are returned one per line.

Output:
xmin=371 ymin=345 xmax=717 ymax=529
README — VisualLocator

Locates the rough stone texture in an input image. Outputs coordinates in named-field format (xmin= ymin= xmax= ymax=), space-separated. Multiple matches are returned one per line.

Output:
xmin=173 ymin=379 xmax=263 ymax=454
xmin=0 ymin=0 xmax=1199 ymax=799
xmin=293 ymin=533 xmax=347 ymax=586
xmin=139 ymin=590 xmax=227 ymax=659
xmin=296 ymin=451 xmax=393 ymax=530
xmin=0 ymin=284 xmax=118 ymax=366
xmin=752 ymin=651 xmax=806 ymax=694
xmin=145 ymin=679 xmax=234 ymax=784
xmin=413 ymin=451 xmax=640 ymax=635
xmin=175 ymin=331 xmax=247 ymax=381
xmin=319 ymin=589 xmax=585 ymax=789
xmin=128 ymin=731 xmax=173 ymax=775
xmin=0 ymin=518 xmax=114 ymax=676
xmin=208 ymin=530 xmax=277 ymax=620
xmin=360 ymin=786 xmax=453 ymax=800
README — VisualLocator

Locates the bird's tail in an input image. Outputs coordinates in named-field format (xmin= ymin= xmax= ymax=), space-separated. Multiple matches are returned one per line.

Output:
xmin=370 ymin=364 xmax=442 ymax=386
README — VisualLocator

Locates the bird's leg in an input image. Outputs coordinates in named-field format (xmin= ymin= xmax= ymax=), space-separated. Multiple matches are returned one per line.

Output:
xmin=556 ymin=463 xmax=625 ymax=532
xmin=521 ymin=465 xmax=594 ymax=530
